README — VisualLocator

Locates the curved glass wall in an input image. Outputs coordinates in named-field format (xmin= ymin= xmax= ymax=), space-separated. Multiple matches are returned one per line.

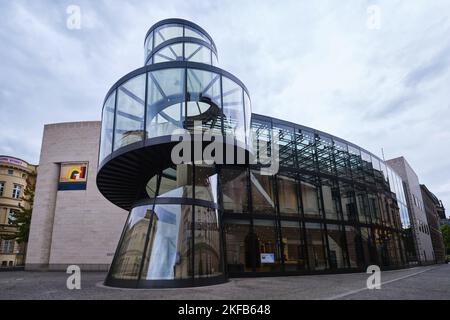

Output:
xmin=99 ymin=66 xmax=250 ymax=162
xmin=144 ymin=22 xmax=217 ymax=66
xmin=107 ymin=162 xmax=223 ymax=286
xmin=100 ymin=19 xmax=412 ymax=288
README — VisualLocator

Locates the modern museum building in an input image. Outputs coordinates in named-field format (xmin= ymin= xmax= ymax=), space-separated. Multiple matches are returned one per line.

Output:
xmin=25 ymin=19 xmax=439 ymax=288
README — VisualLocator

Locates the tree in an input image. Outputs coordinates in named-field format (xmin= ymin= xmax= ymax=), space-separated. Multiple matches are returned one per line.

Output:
xmin=441 ymin=224 xmax=450 ymax=255
xmin=1 ymin=172 xmax=36 ymax=255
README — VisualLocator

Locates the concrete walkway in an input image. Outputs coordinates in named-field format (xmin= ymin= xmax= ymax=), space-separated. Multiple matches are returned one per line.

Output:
xmin=1 ymin=264 xmax=449 ymax=300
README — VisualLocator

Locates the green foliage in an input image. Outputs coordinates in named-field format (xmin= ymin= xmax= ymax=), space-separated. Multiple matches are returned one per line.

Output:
xmin=441 ymin=224 xmax=450 ymax=252
xmin=1 ymin=172 xmax=36 ymax=244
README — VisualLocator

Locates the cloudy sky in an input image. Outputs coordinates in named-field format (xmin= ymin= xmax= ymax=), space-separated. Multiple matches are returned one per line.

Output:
xmin=0 ymin=0 xmax=449 ymax=212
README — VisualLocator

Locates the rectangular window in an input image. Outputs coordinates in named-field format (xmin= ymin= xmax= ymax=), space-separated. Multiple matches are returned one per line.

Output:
xmin=12 ymin=184 xmax=22 ymax=199
xmin=8 ymin=209 xmax=18 ymax=225
xmin=7 ymin=169 xmax=14 ymax=175
xmin=0 ymin=240 xmax=14 ymax=254
xmin=0 ymin=182 xmax=4 ymax=196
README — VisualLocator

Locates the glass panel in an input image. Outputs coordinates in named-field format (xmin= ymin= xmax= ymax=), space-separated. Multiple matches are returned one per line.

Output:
xmin=114 ymin=75 xmax=145 ymax=151
xmin=250 ymin=170 xmax=276 ymax=214
xmin=154 ymin=24 xmax=183 ymax=47
xmin=224 ymin=219 xmax=253 ymax=272
xmin=153 ymin=44 xmax=183 ymax=63
xmin=326 ymin=224 xmax=347 ymax=269
xmin=221 ymin=168 xmax=248 ymax=213
xmin=339 ymin=181 xmax=357 ymax=221
xmin=253 ymin=219 xmax=282 ymax=272
xmin=316 ymin=135 xmax=334 ymax=174
xmin=185 ymin=43 xmax=211 ymax=64
xmin=361 ymin=227 xmax=378 ymax=265
xmin=109 ymin=206 xmax=150 ymax=280
xmin=194 ymin=165 xmax=218 ymax=202
xmin=320 ymin=178 xmax=340 ymax=220
xmin=145 ymin=31 xmax=154 ymax=60
xmin=99 ymin=91 xmax=116 ymax=162
xmin=140 ymin=204 xmax=192 ymax=280
xmin=222 ymin=77 xmax=246 ymax=146
xmin=146 ymin=165 xmax=193 ymax=199
xmin=273 ymin=124 xmax=295 ymax=167
xmin=251 ymin=118 xmax=272 ymax=165
xmin=147 ymin=68 xmax=185 ymax=138
xmin=185 ymin=26 xmax=210 ymax=43
xmin=244 ymin=92 xmax=252 ymax=150
xmin=278 ymin=175 xmax=299 ymax=215
xmin=194 ymin=206 xmax=222 ymax=278
xmin=280 ymin=221 xmax=306 ymax=271
xmin=345 ymin=226 xmax=364 ymax=268
xmin=300 ymin=176 xmax=321 ymax=219
xmin=186 ymin=69 xmax=222 ymax=133
xmin=296 ymin=129 xmax=316 ymax=171
xmin=305 ymin=222 xmax=328 ymax=270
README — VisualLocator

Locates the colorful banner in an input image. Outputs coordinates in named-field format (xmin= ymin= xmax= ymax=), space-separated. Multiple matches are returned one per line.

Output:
xmin=59 ymin=162 xmax=88 ymax=183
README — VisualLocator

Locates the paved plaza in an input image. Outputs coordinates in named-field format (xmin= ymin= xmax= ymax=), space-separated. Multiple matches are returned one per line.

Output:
xmin=1 ymin=264 xmax=449 ymax=300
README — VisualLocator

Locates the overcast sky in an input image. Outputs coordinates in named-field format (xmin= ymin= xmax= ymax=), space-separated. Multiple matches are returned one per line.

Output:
xmin=0 ymin=0 xmax=449 ymax=212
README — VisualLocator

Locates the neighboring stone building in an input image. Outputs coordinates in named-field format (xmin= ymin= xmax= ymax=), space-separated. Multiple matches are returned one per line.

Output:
xmin=386 ymin=157 xmax=435 ymax=264
xmin=420 ymin=185 xmax=446 ymax=264
xmin=0 ymin=156 xmax=37 ymax=267
xmin=26 ymin=122 xmax=126 ymax=271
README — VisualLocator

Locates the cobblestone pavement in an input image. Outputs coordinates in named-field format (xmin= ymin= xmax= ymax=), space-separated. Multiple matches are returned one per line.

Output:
xmin=0 ymin=264 xmax=449 ymax=300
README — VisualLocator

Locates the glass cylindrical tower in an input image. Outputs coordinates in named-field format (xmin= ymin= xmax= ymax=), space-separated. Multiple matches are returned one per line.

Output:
xmin=97 ymin=19 xmax=252 ymax=288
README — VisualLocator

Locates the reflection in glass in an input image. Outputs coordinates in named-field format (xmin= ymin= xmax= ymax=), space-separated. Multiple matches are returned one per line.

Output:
xmin=278 ymin=175 xmax=299 ymax=215
xmin=99 ymin=91 xmax=116 ymax=162
xmin=305 ymin=223 xmax=328 ymax=270
xmin=153 ymin=44 xmax=183 ymax=63
xmin=300 ymin=177 xmax=321 ymax=218
xmin=224 ymin=220 xmax=253 ymax=272
xmin=221 ymin=168 xmax=248 ymax=213
xmin=145 ymin=165 xmax=193 ymax=199
xmin=114 ymin=75 xmax=146 ymax=150
xmin=281 ymin=221 xmax=306 ymax=271
xmin=194 ymin=165 xmax=218 ymax=202
xmin=326 ymin=224 xmax=347 ymax=269
xmin=250 ymin=170 xmax=275 ymax=214
xmin=109 ymin=206 xmax=150 ymax=280
xmin=141 ymin=204 xmax=192 ymax=280
xmin=253 ymin=219 xmax=282 ymax=272
xmin=320 ymin=178 xmax=340 ymax=220
xmin=194 ymin=206 xmax=222 ymax=278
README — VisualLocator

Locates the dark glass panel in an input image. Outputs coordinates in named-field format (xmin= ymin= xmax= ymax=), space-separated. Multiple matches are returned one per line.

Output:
xmin=280 ymin=220 xmax=306 ymax=271
xmin=320 ymin=178 xmax=341 ymax=220
xmin=221 ymin=168 xmax=248 ymax=213
xmin=253 ymin=219 xmax=282 ymax=272
xmin=194 ymin=206 xmax=222 ymax=278
xmin=305 ymin=222 xmax=328 ymax=270
xmin=326 ymin=224 xmax=347 ymax=269
xmin=345 ymin=226 xmax=364 ymax=268
xmin=250 ymin=170 xmax=276 ymax=215
xmin=224 ymin=219 xmax=253 ymax=272
xmin=339 ymin=181 xmax=357 ymax=221
xmin=273 ymin=124 xmax=295 ymax=168
xmin=194 ymin=165 xmax=218 ymax=202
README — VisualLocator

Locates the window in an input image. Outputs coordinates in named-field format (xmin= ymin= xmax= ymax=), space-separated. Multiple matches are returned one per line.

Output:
xmin=99 ymin=91 xmax=116 ymax=162
xmin=0 ymin=240 xmax=14 ymax=254
xmin=0 ymin=182 xmax=4 ymax=196
xmin=8 ymin=169 xmax=13 ymax=175
xmin=114 ymin=74 xmax=146 ymax=150
xmin=12 ymin=184 xmax=22 ymax=199
xmin=224 ymin=220 xmax=253 ymax=272
xmin=253 ymin=219 xmax=282 ymax=272
xmin=8 ymin=209 xmax=18 ymax=225
xmin=221 ymin=168 xmax=248 ymax=213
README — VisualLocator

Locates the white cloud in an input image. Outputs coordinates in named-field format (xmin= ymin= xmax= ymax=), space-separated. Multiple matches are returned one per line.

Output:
xmin=0 ymin=0 xmax=449 ymax=212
